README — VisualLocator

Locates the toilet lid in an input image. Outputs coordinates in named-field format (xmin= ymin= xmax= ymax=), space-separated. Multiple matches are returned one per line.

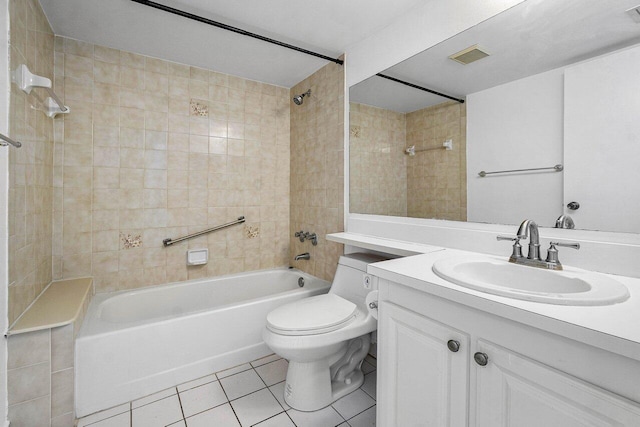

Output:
xmin=266 ymin=294 xmax=358 ymax=335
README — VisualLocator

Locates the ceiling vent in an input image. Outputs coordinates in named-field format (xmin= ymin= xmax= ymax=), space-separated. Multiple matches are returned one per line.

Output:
xmin=449 ymin=45 xmax=490 ymax=65
xmin=626 ymin=5 xmax=640 ymax=23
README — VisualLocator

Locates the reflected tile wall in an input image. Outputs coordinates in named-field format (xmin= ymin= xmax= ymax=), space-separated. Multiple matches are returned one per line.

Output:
xmin=349 ymin=103 xmax=407 ymax=216
xmin=406 ymin=102 xmax=467 ymax=221
xmin=54 ymin=37 xmax=291 ymax=292
xmin=290 ymin=62 xmax=345 ymax=281
xmin=8 ymin=0 xmax=55 ymax=324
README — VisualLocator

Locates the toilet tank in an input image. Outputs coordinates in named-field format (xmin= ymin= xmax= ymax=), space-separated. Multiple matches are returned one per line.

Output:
xmin=329 ymin=253 xmax=392 ymax=305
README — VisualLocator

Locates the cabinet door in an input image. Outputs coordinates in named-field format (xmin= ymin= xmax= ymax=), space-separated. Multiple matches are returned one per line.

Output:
xmin=473 ymin=340 xmax=640 ymax=427
xmin=378 ymin=301 xmax=469 ymax=427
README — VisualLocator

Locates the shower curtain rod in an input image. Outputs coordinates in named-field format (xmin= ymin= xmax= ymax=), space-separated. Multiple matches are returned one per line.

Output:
xmin=375 ymin=73 xmax=465 ymax=104
xmin=130 ymin=0 xmax=344 ymax=65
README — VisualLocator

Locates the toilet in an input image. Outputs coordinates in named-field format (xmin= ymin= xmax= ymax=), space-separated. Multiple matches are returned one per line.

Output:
xmin=263 ymin=253 xmax=387 ymax=411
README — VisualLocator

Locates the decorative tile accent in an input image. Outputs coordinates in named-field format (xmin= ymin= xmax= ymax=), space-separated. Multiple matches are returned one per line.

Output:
xmin=120 ymin=232 xmax=142 ymax=249
xmin=189 ymin=99 xmax=209 ymax=117
xmin=245 ymin=225 xmax=260 ymax=238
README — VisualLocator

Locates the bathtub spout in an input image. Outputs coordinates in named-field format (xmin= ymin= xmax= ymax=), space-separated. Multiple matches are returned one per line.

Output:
xmin=295 ymin=253 xmax=310 ymax=261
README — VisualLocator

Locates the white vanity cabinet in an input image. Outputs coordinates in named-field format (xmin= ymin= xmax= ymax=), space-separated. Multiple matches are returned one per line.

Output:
xmin=376 ymin=280 xmax=640 ymax=427
xmin=377 ymin=301 xmax=469 ymax=426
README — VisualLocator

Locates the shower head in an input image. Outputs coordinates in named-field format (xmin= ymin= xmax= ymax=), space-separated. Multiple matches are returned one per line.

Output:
xmin=293 ymin=89 xmax=311 ymax=105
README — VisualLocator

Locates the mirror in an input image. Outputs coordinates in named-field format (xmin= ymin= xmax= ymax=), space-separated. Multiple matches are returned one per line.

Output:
xmin=349 ymin=0 xmax=640 ymax=232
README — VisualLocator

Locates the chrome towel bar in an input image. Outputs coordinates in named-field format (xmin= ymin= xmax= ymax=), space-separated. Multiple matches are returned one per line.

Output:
xmin=163 ymin=216 xmax=245 ymax=247
xmin=405 ymin=140 xmax=453 ymax=156
xmin=478 ymin=164 xmax=563 ymax=177
xmin=0 ymin=133 xmax=21 ymax=148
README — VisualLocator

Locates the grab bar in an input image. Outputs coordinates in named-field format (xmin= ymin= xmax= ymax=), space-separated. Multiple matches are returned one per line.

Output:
xmin=0 ymin=133 xmax=22 ymax=148
xmin=162 ymin=216 xmax=245 ymax=247
xmin=478 ymin=164 xmax=563 ymax=177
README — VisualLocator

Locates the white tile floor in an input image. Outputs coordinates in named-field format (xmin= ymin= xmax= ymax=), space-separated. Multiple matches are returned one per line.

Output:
xmin=77 ymin=354 xmax=377 ymax=427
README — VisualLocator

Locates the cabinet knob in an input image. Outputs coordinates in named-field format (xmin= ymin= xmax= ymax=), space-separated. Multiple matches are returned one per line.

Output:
xmin=474 ymin=352 xmax=489 ymax=366
xmin=447 ymin=340 xmax=460 ymax=353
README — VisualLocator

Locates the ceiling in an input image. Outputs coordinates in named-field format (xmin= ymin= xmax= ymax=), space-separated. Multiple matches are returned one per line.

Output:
xmin=38 ymin=0 xmax=424 ymax=88
xmin=350 ymin=0 xmax=640 ymax=112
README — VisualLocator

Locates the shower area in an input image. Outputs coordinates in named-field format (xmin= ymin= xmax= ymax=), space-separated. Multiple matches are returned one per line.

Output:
xmin=349 ymin=100 xmax=467 ymax=221
xmin=4 ymin=0 xmax=346 ymax=423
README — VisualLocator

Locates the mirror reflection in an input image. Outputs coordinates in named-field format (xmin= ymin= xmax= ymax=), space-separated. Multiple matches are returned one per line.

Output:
xmin=349 ymin=0 xmax=640 ymax=232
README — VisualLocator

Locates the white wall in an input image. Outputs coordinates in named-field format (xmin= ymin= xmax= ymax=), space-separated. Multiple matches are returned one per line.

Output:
xmin=466 ymin=67 xmax=564 ymax=227
xmin=0 ymin=1 xmax=10 ymax=424
xmin=564 ymin=44 xmax=640 ymax=233
xmin=344 ymin=0 xmax=524 ymax=86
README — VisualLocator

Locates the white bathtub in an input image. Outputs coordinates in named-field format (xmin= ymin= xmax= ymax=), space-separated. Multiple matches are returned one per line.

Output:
xmin=75 ymin=268 xmax=330 ymax=417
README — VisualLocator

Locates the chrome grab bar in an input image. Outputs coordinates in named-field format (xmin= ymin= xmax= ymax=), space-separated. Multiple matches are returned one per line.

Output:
xmin=163 ymin=216 xmax=245 ymax=247
xmin=478 ymin=164 xmax=563 ymax=177
xmin=0 ymin=133 xmax=21 ymax=148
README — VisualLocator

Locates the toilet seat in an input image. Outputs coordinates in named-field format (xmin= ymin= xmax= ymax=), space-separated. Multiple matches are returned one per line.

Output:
xmin=266 ymin=294 xmax=358 ymax=336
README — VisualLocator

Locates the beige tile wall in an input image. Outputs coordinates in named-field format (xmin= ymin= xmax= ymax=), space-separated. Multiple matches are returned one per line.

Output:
xmin=7 ymin=295 xmax=90 ymax=427
xmin=349 ymin=102 xmax=407 ymax=216
xmin=8 ymin=0 xmax=55 ymax=325
xmin=53 ymin=37 xmax=291 ymax=292
xmin=406 ymin=101 xmax=467 ymax=221
xmin=290 ymin=62 xmax=345 ymax=281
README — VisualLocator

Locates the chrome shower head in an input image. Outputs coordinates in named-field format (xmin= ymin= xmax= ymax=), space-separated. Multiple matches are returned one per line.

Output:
xmin=293 ymin=89 xmax=311 ymax=105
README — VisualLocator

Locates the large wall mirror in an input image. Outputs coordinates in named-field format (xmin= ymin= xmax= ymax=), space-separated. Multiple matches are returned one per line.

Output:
xmin=349 ymin=0 xmax=640 ymax=233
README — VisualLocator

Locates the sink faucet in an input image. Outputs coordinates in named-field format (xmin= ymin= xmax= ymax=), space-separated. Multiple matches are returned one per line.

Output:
xmin=497 ymin=219 xmax=580 ymax=270
xmin=516 ymin=219 xmax=541 ymax=261
xmin=294 ymin=252 xmax=310 ymax=261
xmin=555 ymin=214 xmax=575 ymax=229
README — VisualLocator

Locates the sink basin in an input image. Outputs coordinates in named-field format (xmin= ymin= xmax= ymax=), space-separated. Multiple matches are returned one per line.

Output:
xmin=432 ymin=256 xmax=629 ymax=306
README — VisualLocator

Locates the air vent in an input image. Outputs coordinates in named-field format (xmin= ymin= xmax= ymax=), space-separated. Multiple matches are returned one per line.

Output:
xmin=449 ymin=45 xmax=490 ymax=65
xmin=626 ymin=5 xmax=640 ymax=23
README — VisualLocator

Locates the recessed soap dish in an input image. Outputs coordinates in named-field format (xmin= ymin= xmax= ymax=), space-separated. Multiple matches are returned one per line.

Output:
xmin=187 ymin=249 xmax=208 ymax=266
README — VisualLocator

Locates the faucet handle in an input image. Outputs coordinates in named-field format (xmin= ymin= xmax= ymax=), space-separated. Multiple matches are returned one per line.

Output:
xmin=545 ymin=241 xmax=580 ymax=266
xmin=550 ymin=241 xmax=580 ymax=250
xmin=497 ymin=235 xmax=523 ymax=260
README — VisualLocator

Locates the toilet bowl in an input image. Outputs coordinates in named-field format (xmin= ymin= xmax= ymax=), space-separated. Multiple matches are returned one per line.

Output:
xmin=263 ymin=253 xmax=388 ymax=411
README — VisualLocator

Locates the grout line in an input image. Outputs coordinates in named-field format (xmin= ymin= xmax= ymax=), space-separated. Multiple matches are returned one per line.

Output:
xmin=180 ymin=401 xmax=229 ymax=422
xmin=329 ymin=405 xmax=348 ymax=424
xmin=215 ymin=373 xmax=243 ymax=426
xmin=249 ymin=410 xmax=287 ymax=427
xmin=175 ymin=387 xmax=186 ymax=422
xmin=344 ymin=403 xmax=376 ymax=423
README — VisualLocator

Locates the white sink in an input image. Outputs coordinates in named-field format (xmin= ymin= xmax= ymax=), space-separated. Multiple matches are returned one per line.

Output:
xmin=432 ymin=256 xmax=629 ymax=306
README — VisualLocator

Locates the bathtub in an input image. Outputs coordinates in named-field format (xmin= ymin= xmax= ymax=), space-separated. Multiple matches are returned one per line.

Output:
xmin=75 ymin=267 xmax=330 ymax=417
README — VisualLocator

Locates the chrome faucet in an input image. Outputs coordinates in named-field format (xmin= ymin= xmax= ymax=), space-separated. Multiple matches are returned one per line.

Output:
xmin=294 ymin=252 xmax=310 ymax=261
xmin=555 ymin=214 xmax=575 ymax=229
xmin=497 ymin=219 xmax=580 ymax=270
xmin=517 ymin=219 xmax=541 ymax=261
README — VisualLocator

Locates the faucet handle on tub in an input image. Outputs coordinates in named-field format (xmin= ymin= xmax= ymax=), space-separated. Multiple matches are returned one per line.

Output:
xmin=497 ymin=235 xmax=523 ymax=261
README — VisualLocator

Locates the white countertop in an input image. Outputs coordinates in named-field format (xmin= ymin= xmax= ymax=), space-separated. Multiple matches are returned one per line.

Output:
xmin=368 ymin=249 xmax=640 ymax=362
xmin=326 ymin=232 xmax=442 ymax=257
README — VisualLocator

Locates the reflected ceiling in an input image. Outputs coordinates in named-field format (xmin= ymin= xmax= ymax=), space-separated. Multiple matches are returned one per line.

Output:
xmin=350 ymin=0 xmax=640 ymax=112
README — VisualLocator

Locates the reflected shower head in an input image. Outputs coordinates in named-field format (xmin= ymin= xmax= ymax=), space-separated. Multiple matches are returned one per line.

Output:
xmin=293 ymin=89 xmax=311 ymax=105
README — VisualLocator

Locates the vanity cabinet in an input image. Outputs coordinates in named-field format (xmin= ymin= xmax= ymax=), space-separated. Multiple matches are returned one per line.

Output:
xmin=376 ymin=281 xmax=640 ymax=427
xmin=378 ymin=302 xmax=469 ymax=426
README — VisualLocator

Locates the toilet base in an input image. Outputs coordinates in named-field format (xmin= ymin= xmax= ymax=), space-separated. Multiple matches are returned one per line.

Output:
xmin=283 ymin=334 xmax=371 ymax=412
